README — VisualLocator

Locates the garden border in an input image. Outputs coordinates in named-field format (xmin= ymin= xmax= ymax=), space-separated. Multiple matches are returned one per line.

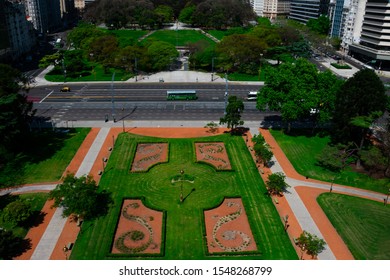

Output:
xmin=194 ymin=141 xmax=234 ymax=172
xmin=107 ymin=196 xmax=167 ymax=258
xmin=129 ymin=142 xmax=170 ymax=173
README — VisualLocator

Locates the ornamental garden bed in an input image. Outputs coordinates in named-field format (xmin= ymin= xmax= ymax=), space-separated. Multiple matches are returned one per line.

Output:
xmin=130 ymin=143 xmax=168 ymax=172
xmin=204 ymin=198 xmax=257 ymax=254
xmin=111 ymin=199 xmax=163 ymax=255
xmin=195 ymin=142 xmax=232 ymax=170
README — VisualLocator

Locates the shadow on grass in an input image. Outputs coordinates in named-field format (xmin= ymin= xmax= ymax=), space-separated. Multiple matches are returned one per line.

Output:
xmin=21 ymin=210 xmax=46 ymax=229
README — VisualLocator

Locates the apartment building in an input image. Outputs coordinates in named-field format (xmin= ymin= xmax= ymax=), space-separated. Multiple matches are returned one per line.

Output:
xmin=329 ymin=0 xmax=348 ymax=38
xmin=289 ymin=0 xmax=330 ymax=23
xmin=348 ymin=0 xmax=390 ymax=69
xmin=263 ymin=0 xmax=291 ymax=20
xmin=24 ymin=0 xmax=61 ymax=34
xmin=1 ymin=0 xmax=36 ymax=62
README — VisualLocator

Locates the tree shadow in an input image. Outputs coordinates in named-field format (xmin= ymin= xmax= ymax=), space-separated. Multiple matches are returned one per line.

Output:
xmin=21 ymin=210 xmax=46 ymax=229
xmin=0 ymin=231 xmax=32 ymax=260
xmin=87 ymin=190 xmax=113 ymax=221
xmin=0 ymin=194 xmax=19 ymax=210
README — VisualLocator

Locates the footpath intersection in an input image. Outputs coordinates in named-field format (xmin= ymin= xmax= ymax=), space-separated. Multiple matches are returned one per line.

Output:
xmin=1 ymin=120 xmax=387 ymax=260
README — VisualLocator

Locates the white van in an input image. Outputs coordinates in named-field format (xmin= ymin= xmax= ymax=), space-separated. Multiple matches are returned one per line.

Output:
xmin=247 ymin=91 xmax=258 ymax=101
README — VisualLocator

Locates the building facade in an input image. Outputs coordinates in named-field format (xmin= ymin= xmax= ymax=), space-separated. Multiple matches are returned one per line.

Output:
xmin=329 ymin=0 xmax=347 ymax=38
xmin=348 ymin=0 xmax=390 ymax=69
xmin=263 ymin=0 xmax=291 ymax=20
xmin=24 ymin=0 xmax=61 ymax=34
xmin=1 ymin=0 xmax=36 ymax=62
xmin=289 ymin=0 xmax=330 ymax=23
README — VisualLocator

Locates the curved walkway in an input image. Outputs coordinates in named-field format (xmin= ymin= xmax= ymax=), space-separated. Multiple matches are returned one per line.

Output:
xmin=254 ymin=127 xmax=386 ymax=260
xmin=3 ymin=121 xmax=387 ymax=260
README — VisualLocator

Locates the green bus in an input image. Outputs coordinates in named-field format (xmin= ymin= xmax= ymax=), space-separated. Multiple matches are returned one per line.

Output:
xmin=166 ymin=90 xmax=197 ymax=100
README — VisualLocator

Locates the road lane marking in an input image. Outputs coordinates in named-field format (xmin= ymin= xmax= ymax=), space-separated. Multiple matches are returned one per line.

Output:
xmin=39 ymin=90 xmax=54 ymax=103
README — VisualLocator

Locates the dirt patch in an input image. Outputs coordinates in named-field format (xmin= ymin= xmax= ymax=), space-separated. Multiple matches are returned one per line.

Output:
xmin=131 ymin=143 xmax=168 ymax=172
xmin=204 ymin=198 xmax=257 ymax=254
xmin=112 ymin=199 xmax=163 ymax=255
xmin=195 ymin=142 xmax=232 ymax=170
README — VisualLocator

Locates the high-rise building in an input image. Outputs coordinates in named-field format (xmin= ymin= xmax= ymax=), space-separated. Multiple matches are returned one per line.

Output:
xmin=289 ymin=0 xmax=330 ymax=23
xmin=264 ymin=0 xmax=291 ymax=20
xmin=251 ymin=0 xmax=291 ymax=19
xmin=1 ymin=0 xmax=36 ymax=62
xmin=329 ymin=0 xmax=347 ymax=38
xmin=348 ymin=0 xmax=390 ymax=69
xmin=341 ymin=0 xmax=365 ymax=52
xmin=24 ymin=0 xmax=61 ymax=34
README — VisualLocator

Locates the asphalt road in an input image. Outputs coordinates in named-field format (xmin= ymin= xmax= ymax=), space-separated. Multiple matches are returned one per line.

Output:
xmin=30 ymin=83 xmax=280 ymax=123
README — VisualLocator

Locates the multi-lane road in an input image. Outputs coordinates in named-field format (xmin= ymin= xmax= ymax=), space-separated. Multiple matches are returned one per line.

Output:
xmin=29 ymin=83 xmax=280 ymax=124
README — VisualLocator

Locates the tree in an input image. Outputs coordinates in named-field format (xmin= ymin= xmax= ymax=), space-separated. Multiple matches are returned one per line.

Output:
xmin=306 ymin=15 xmax=330 ymax=35
xmin=0 ymin=229 xmax=30 ymax=259
xmin=332 ymin=69 xmax=387 ymax=147
xmin=0 ymin=64 xmax=35 ymax=188
xmin=359 ymin=145 xmax=387 ymax=176
xmin=216 ymin=34 xmax=267 ymax=74
xmin=252 ymin=134 xmax=273 ymax=167
xmin=178 ymin=4 xmax=196 ymax=24
xmin=155 ymin=5 xmax=174 ymax=28
xmin=88 ymin=35 xmax=119 ymax=72
xmin=147 ymin=41 xmax=179 ymax=71
xmin=257 ymin=59 xmax=342 ymax=132
xmin=296 ymin=230 xmax=326 ymax=259
xmin=49 ymin=174 xmax=112 ymax=220
xmin=219 ymin=95 xmax=244 ymax=133
xmin=2 ymin=200 xmax=33 ymax=225
xmin=266 ymin=172 xmax=289 ymax=195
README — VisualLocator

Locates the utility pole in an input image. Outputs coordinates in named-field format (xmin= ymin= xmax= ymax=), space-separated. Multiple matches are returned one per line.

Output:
xmin=224 ymin=73 xmax=228 ymax=115
xmin=111 ymin=72 xmax=116 ymax=122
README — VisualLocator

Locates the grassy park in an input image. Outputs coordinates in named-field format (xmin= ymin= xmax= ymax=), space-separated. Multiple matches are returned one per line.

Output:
xmin=270 ymin=129 xmax=389 ymax=194
xmin=318 ymin=193 xmax=390 ymax=259
xmin=70 ymin=132 xmax=297 ymax=260
xmin=145 ymin=30 xmax=216 ymax=46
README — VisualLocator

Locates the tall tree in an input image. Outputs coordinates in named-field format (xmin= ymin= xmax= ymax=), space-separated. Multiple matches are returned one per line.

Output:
xmin=0 ymin=64 xmax=34 ymax=188
xmin=49 ymin=174 xmax=112 ymax=221
xmin=219 ymin=95 xmax=244 ymax=133
xmin=332 ymin=69 xmax=387 ymax=147
xmin=257 ymin=59 xmax=342 ymax=132
xmin=266 ymin=172 xmax=289 ymax=195
xmin=216 ymin=34 xmax=267 ymax=74
xmin=146 ymin=41 xmax=178 ymax=71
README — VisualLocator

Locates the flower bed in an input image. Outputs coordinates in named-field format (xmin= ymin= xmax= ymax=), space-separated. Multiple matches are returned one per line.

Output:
xmin=204 ymin=198 xmax=257 ymax=254
xmin=195 ymin=142 xmax=232 ymax=170
xmin=131 ymin=143 xmax=168 ymax=172
xmin=111 ymin=199 xmax=163 ymax=255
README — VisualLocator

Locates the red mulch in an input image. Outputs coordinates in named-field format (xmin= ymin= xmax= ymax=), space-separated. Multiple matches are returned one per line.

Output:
xmin=130 ymin=143 xmax=168 ymax=172
xmin=195 ymin=142 xmax=232 ymax=170
xmin=111 ymin=199 xmax=163 ymax=255
xmin=204 ymin=198 xmax=257 ymax=254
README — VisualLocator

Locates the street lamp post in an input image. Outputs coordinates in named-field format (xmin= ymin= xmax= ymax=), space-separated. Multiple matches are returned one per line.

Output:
xmin=224 ymin=73 xmax=228 ymax=115
xmin=180 ymin=169 xmax=184 ymax=203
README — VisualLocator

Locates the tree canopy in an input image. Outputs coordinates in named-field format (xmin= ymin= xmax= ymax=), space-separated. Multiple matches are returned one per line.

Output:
xmin=257 ymin=59 xmax=343 ymax=131
xmin=49 ymin=174 xmax=112 ymax=220
xmin=296 ymin=230 xmax=326 ymax=259
xmin=332 ymin=69 xmax=387 ymax=146
xmin=219 ymin=95 xmax=244 ymax=133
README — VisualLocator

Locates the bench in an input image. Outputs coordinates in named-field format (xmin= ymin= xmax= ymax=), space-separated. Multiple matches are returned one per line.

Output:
xmin=273 ymin=198 xmax=279 ymax=204
xmin=293 ymin=238 xmax=298 ymax=245
xmin=67 ymin=242 xmax=73 ymax=250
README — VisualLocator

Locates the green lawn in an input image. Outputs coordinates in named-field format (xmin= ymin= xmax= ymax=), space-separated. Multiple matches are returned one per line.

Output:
xmin=0 ymin=193 xmax=49 ymax=238
xmin=45 ymin=64 xmax=133 ymax=82
xmin=270 ymin=129 xmax=389 ymax=194
xmin=70 ymin=132 xmax=297 ymax=260
xmin=22 ymin=128 xmax=90 ymax=183
xmin=317 ymin=193 xmax=390 ymax=259
xmin=145 ymin=30 xmax=216 ymax=46
xmin=103 ymin=29 xmax=148 ymax=47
